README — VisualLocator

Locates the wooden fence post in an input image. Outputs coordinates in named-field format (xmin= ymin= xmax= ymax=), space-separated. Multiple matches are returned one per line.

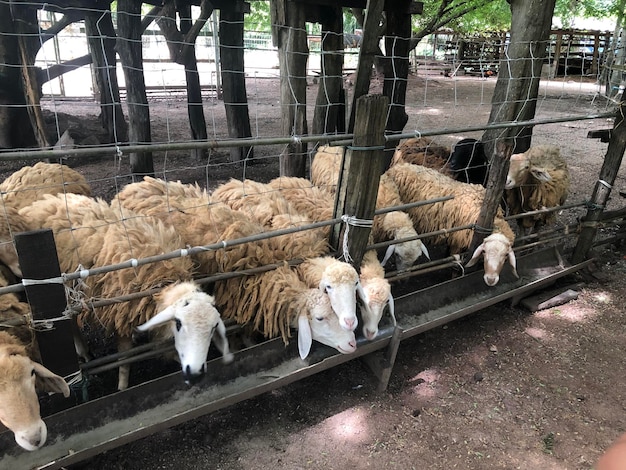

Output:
xmin=15 ymin=229 xmax=80 ymax=377
xmin=331 ymin=94 xmax=389 ymax=268
xmin=572 ymin=102 xmax=626 ymax=263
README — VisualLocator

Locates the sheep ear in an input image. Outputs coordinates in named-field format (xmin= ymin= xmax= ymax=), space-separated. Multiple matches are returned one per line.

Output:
xmin=215 ymin=318 xmax=234 ymax=364
xmin=356 ymin=281 xmax=369 ymax=305
xmin=297 ymin=314 xmax=312 ymax=359
xmin=33 ymin=362 xmax=71 ymax=398
xmin=387 ymin=293 xmax=397 ymax=326
xmin=529 ymin=167 xmax=552 ymax=183
xmin=465 ymin=244 xmax=484 ymax=267
xmin=420 ymin=242 xmax=431 ymax=260
xmin=508 ymin=250 xmax=519 ymax=279
xmin=136 ymin=305 xmax=175 ymax=332
xmin=380 ymin=245 xmax=395 ymax=267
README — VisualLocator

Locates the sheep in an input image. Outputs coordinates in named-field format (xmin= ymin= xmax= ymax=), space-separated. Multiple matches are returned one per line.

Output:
xmin=84 ymin=215 xmax=232 ymax=390
xmin=0 ymin=273 xmax=70 ymax=451
xmin=310 ymin=145 xmax=344 ymax=193
xmin=308 ymin=150 xmax=431 ymax=270
xmin=18 ymin=193 xmax=119 ymax=274
xmin=0 ymin=161 xmax=91 ymax=211
xmin=215 ymin=264 xmax=357 ymax=359
xmin=358 ymin=250 xmax=393 ymax=340
xmin=386 ymin=163 xmax=517 ymax=287
xmin=504 ymin=145 xmax=570 ymax=235
xmin=392 ymin=137 xmax=489 ymax=186
xmin=448 ymin=138 xmax=489 ymax=186
xmin=296 ymin=256 xmax=364 ymax=332
xmin=391 ymin=137 xmax=454 ymax=177
xmin=0 ymin=205 xmax=31 ymax=277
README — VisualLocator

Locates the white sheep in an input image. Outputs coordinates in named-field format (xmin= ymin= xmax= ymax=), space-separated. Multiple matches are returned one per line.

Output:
xmin=84 ymin=214 xmax=232 ymax=390
xmin=0 ymin=271 xmax=70 ymax=451
xmin=386 ymin=163 xmax=517 ymax=287
xmin=358 ymin=250 xmax=393 ymax=340
xmin=215 ymin=264 xmax=356 ymax=359
xmin=504 ymin=145 xmax=570 ymax=235
xmin=296 ymin=256 xmax=364 ymax=332
xmin=0 ymin=161 xmax=91 ymax=211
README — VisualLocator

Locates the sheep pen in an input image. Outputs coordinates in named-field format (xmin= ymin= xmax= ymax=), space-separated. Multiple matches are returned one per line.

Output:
xmin=0 ymin=71 xmax=624 ymax=470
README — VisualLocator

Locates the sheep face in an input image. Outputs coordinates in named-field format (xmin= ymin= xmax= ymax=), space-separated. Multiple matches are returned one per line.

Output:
xmin=317 ymin=263 xmax=360 ymax=332
xmin=136 ymin=284 xmax=232 ymax=386
xmin=0 ymin=345 xmax=70 ymax=451
xmin=465 ymin=233 xmax=518 ymax=287
xmin=505 ymin=152 xmax=553 ymax=190
xmin=359 ymin=277 xmax=393 ymax=340
xmin=297 ymin=290 xmax=357 ymax=359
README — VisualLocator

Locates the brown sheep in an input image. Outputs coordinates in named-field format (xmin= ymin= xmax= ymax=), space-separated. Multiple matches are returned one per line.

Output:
xmin=504 ymin=145 xmax=570 ymax=235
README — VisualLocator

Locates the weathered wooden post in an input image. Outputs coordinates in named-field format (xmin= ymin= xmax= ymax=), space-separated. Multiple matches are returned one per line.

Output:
xmin=271 ymin=0 xmax=309 ymax=177
xmin=117 ymin=0 xmax=154 ymax=177
xmin=14 ymin=230 xmax=80 ymax=378
xmin=331 ymin=94 xmax=389 ymax=269
xmin=572 ymin=101 xmax=626 ymax=263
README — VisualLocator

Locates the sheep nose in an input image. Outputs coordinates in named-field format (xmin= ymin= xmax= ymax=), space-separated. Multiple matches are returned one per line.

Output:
xmin=348 ymin=340 xmax=357 ymax=350
xmin=343 ymin=317 xmax=357 ymax=331
xmin=183 ymin=365 xmax=205 ymax=386
xmin=364 ymin=328 xmax=377 ymax=340
xmin=484 ymin=274 xmax=499 ymax=286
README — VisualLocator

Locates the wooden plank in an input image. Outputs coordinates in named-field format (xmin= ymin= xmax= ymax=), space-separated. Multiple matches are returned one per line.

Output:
xmin=14 ymin=230 xmax=79 ymax=377
xmin=520 ymin=288 xmax=579 ymax=312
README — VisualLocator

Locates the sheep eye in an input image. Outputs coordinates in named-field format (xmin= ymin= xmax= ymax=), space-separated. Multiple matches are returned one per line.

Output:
xmin=175 ymin=318 xmax=182 ymax=331
xmin=315 ymin=317 xmax=325 ymax=322
xmin=182 ymin=300 xmax=189 ymax=307
xmin=325 ymin=285 xmax=332 ymax=292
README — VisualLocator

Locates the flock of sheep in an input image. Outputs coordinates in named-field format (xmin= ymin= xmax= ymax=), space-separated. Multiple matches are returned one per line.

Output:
xmin=0 ymin=137 xmax=570 ymax=452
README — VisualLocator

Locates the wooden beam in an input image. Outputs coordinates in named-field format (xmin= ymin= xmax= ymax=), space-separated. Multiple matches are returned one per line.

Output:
xmin=289 ymin=0 xmax=422 ymax=14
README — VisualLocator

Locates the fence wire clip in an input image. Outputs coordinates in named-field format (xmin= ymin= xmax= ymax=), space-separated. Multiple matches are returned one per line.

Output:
xmin=22 ymin=276 xmax=64 ymax=286
xmin=340 ymin=215 xmax=373 ymax=263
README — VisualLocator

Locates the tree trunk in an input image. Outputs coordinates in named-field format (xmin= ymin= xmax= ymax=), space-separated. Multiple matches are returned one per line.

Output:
xmin=179 ymin=3 xmax=209 ymax=162
xmin=220 ymin=9 xmax=253 ymax=162
xmin=348 ymin=0 xmax=385 ymax=133
xmin=85 ymin=11 xmax=128 ymax=144
xmin=471 ymin=0 xmax=556 ymax=254
xmin=0 ymin=3 xmax=35 ymax=148
xmin=382 ymin=0 xmax=410 ymax=166
xmin=312 ymin=6 xmax=344 ymax=136
xmin=271 ymin=0 xmax=308 ymax=177
xmin=117 ymin=0 xmax=154 ymax=177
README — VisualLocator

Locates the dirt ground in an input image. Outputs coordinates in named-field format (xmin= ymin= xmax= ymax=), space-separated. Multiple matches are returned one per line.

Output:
xmin=9 ymin=72 xmax=626 ymax=469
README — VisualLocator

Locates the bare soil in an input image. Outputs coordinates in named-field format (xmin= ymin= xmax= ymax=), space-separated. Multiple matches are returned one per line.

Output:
xmin=13 ymin=73 xmax=626 ymax=469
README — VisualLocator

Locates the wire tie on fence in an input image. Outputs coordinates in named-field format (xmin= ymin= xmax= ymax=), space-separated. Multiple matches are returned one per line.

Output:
xmin=291 ymin=135 xmax=302 ymax=145
xmin=412 ymin=130 xmax=422 ymax=139
xmin=180 ymin=248 xmax=188 ymax=258
xmin=340 ymin=215 xmax=374 ymax=263
xmin=78 ymin=268 xmax=90 ymax=279
xmin=22 ymin=276 xmax=64 ymax=286
xmin=346 ymin=145 xmax=385 ymax=151
xmin=598 ymin=179 xmax=612 ymax=190
xmin=130 ymin=258 xmax=138 ymax=268
xmin=473 ymin=224 xmax=494 ymax=234
xmin=115 ymin=145 xmax=123 ymax=159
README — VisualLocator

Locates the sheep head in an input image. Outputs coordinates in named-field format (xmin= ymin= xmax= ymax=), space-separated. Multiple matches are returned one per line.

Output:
xmin=381 ymin=213 xmax=430 ymax=271
xmin=505 ymin=150 xmax=554 ymax=190
xmin=136 ymin=282 xmax=232 ymax=386
xmin=296 ymin=289 xmax=357 ymax=359
xmin=358 ymin=277 xmax=393 ymax=340
xmin=0 ymin=336 xmax=70 ymax=451
xmin=317 ymin=261 xmax=360 ymax=332
xmin=465 ymin=232 xmax=518 ymax=286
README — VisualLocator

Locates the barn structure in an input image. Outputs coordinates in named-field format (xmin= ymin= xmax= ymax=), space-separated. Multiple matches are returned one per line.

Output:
xmin=0 ymin=0 xmax=625 ymax=467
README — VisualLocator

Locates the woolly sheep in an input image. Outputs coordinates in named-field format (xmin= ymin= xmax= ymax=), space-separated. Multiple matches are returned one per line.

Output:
xmin=0 ymin=161 xmax=91 ymax=211
xmin=391 ymin=137 xmax=454 ymax=177
xmin=358 ymin=250 xmax=393 ymax=340
xmin=504 ymin=145 xmax=570 ymax=235
xmin=0 ymin=272 xmax=70 ymax=451
xmin=310 ymin=145 xmax=344 ymax=192
xmin=309 ymin=149 xmax=430 ymax=270
xmin=296 ymin=256 xmax=365 ymax=332
xmin=449 ymin=138 xmax=489 ymax=186
xmin=18 ymin=193 xmax=119 ymax=274
xmin=386 ymin=163 xmax=517 ymax=287
xmin=215 ymin=264 xmax=357 ymax=359
xmin=85 ymin=215 xmax=232 ymax=390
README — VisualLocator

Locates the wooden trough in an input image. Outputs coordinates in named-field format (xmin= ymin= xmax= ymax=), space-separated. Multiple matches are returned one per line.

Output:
xmin=0 ymin=245 xmax=594 ymax=469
